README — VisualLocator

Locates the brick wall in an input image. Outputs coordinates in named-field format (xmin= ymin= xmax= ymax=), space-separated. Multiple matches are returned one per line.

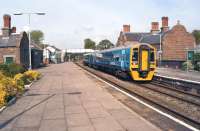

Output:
xmin=0 ymin=47 xmax=20 ymax=64
xmin=116 ymin=32 xmax=125 ymax=47
xmin=0 ymin=32 xmax=29 ymax=68
xmin=162 ymin=24 xmax=195 ymax=61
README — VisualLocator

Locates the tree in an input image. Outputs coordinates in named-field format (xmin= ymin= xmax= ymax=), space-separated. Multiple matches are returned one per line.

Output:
xmin=192 ymin=30 xmax=200 ymax=45
xmin=96 ymin=39 xmax=114 ymax=50
xmin=84 ymin=38 xmax=96 ymax=49
xmin=30 ymin=30 xmax=44 ymax=45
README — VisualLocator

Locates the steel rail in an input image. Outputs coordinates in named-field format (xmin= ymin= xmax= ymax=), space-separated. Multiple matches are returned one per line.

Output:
xmin=134 ymin=82 xmax=200 ymax=107
xmin=150 ymin=80 xmax=200 ymax=98
xmin=76 ymin=63 xmax=200 ymax=129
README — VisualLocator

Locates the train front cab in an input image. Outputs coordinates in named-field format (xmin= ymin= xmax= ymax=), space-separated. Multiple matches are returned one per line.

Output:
xmin=130 ymin=44 xmax=156 ymax=81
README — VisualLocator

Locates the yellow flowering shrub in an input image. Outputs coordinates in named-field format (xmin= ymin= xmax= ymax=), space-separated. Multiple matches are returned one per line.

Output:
xmin=14 ymin=73 xmax=24 ymax=80
xmin=14 ymin=73 xmax=25 ymax=93
xmin=0 ymin=71 xmax=4 ymax=79
xmin=0 ymin=76 xmax=17 ymax=96
xmin=0 ymin=70 xmax=41 ymax=107
xmin=0 ymin=83 xmax=7 ymax=107
xmin=0 ymin=72 xmax=17 ymax=107
xmin=24 ymin=70 xmax=41 ymax=81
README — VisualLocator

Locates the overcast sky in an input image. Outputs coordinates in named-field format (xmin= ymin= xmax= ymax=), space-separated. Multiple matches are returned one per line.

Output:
xmin=0 ymin=0 xmax=199 ymax=49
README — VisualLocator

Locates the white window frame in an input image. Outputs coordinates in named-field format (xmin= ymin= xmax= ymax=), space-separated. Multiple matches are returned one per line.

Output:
xmin=3 ymin=55 xmax=16 ymax=64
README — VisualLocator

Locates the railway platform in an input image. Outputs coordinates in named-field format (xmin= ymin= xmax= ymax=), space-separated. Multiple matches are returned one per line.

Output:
xmin=156 ymin=67 xmax=200 ymax=82
xmin=0 ymin=62 xmax=161 ymax=131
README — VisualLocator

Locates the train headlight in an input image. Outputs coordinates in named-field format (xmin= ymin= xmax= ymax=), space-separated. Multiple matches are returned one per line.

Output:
xmin=133 ymin=61 xmax=138 ymax=65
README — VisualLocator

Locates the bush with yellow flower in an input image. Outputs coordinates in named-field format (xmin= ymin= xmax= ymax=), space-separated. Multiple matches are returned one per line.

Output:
xmin=0 ymin=83 xmax=7 ymax=107
xmin=24 ymin=70 xmax=41 ymax=81
xmin=0 ymin=69 xmax=41 ymax=108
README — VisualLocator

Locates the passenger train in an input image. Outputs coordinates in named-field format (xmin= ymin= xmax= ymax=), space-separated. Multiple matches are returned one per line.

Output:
xmin=83 ymin=43 xmax=156 ymax=81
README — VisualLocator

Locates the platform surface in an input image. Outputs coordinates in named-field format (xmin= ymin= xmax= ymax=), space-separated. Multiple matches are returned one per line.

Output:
xmin=0 ymin=62 xmax=161 ymax=131
xmin=156 ymin=67 xmax=200 ymax=82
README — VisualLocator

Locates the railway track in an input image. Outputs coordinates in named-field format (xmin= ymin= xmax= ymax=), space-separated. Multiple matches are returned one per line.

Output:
xmin=76 ymin=63 xmax=200 ymax=130
xmin=150 ymin=80 xmax=200 ymax=98
xmin=137 ymin=82 xmax=200 ymax=107
xmin=153 ymin=75 xmax=200 ymax=95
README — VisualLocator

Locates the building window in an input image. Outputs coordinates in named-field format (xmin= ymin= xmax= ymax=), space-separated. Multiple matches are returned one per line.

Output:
xmin=3 ymin=55 xmax=15 ymax=64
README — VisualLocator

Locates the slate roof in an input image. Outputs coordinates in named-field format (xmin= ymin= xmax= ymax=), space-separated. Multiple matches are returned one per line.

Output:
xmin=140 ymin=34 xmax=161 ymax=44
xmin=123 ymin=32 xmax=164 ymax=45
xmin=124 ymin=32 xmax=150 ymax=41
xmin=0 ymin=34 xmax=21 ymax=47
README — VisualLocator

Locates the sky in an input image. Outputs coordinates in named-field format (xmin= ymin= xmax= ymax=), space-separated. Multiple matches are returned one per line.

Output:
xmin=0 ymin=0 xmax=199 ymax=49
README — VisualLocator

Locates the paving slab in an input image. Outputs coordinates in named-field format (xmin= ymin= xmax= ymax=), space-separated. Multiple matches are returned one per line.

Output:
xmin=91 ymin=117 xmax=124 ymax=131
xmin=66 ymin=113 xmax=91 ymax=127
xmin=68 ymin=125 xmax=95 ymax=131
xmin=43 ymin=108 xmax=64 ymax=119
xmin=38 ymin=119 xmax=66 ymax=131
xmin=0 ymin=62 xmax=161 ymax=131
xmin=65 ymin=105 xmax=86 ymax=114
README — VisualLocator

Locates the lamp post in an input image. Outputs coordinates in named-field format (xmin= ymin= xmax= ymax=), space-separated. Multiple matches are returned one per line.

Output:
xmin=13 ymin=12 xmax=45 ymax=70
xmin=186 ymin=48 xmax=189 ymax=73
xmin=159 ymin=33 xmax=162 ymax=67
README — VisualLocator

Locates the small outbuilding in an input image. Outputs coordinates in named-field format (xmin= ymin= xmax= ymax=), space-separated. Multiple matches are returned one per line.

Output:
xmin=0 ymin=14 xmax=29 ymax=68
xmin=31 ymin=43 xmax=44 ymax=68
xmin=43 ymin=46 xmax=62 ymax=64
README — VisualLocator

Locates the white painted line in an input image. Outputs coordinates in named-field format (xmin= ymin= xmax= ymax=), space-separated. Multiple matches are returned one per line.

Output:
xmin=86 ymin=71 xmax=200 ymax=131
xmin=155 ymin=74 xmax=200 ymax=85
xmin=0 ymin=106 xmax=6 ymax=112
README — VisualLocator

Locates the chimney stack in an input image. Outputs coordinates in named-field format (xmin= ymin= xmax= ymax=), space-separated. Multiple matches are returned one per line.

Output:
xmin=123 ymin=25 xmax=130 ymax=33
xmin=3 ymin=14 xmax=11 ymax=29
xmin=151 ymin=22 xmax=159 ymax=34
xmin=2 ymin=14 xmax=11 ymax=37
xmin=161 ymin=16 xmax=169 ymax=32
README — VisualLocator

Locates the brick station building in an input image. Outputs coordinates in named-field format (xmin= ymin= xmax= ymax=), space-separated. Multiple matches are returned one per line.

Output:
xmin=117 ymin=17 xmax=196 ymax=68
xmin=0 ymin=14 xmax=29 ymax=68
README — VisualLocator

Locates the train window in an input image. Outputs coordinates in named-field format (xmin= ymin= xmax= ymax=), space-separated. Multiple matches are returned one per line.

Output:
xmin=150 ymin=52 xmax=154 ymax=61
xmin=132 ymin=49 xmax=138 ymax=61
xmin=115 ymin=57 xmax=119 ymax=61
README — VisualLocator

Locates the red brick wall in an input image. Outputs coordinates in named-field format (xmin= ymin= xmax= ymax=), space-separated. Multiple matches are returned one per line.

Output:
xmin=162 ymin=24 xmax=195 ymax=61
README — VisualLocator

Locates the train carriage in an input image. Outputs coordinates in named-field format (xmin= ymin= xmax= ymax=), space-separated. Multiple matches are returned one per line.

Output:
xmin=83 ymin=43 xmax=156 ymax=81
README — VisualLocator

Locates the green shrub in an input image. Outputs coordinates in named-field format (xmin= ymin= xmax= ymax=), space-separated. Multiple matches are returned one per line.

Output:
xmin=181 ymin=61 xmax=193 ymax=71
xmin=0 ymin=64 xmax=26 ymax=77
xmin=193 ymin=53 xmax=200 ymax=62
xmin=193 ymin=53 xmax=200 ymax=71
xmin=0 ymin=64 xmax=9 ymax=75
xmin=194 ymin=62 xmax=200 ymax=71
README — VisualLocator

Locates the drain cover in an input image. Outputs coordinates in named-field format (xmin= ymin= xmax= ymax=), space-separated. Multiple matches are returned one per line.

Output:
xmin=67 ymin=92 xmax=82 ymax=95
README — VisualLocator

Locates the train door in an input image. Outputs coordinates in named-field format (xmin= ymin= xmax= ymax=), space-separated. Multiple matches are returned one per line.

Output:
xmin=141 ymin=50 xmax=148 ymax=71
xmin=121 ymin=49 xmax=126 ymax=70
